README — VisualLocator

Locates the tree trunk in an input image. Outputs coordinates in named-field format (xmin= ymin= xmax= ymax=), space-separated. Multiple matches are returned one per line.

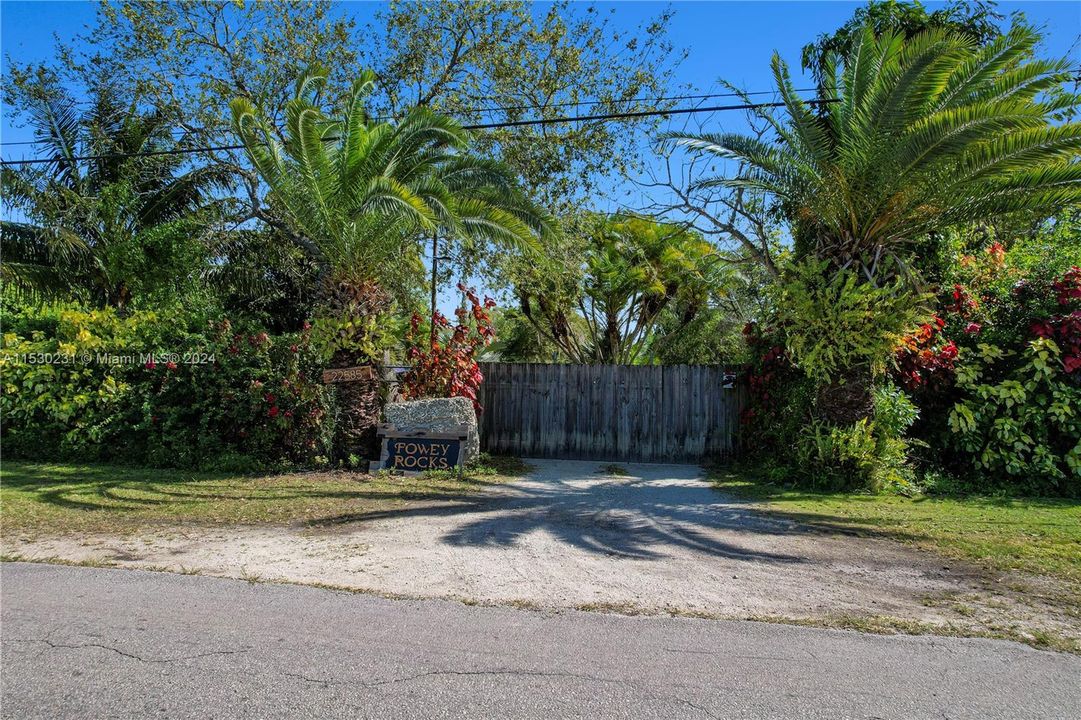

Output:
xmin=815 ymin=365 xmax=874 ymax=426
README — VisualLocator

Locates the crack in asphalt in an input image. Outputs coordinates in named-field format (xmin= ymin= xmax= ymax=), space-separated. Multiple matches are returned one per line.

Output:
xmin=283 ymin=670 xmax=336 ymax=687
xmin=361 ymin=667 xmax=636 ymax=689
xmin=11 ymin=638 xmax=250 ymax=664
xmin=279 ymin=666 xmax=640 ymax=690
xmin=671 ymin=696 xmax=722 ymax=720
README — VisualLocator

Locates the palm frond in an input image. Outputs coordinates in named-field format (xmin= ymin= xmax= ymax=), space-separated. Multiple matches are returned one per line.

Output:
xmin=231 ymin=65 xmax=551 ymax=289
xmin=27 ymin=87 xmax=81 ymax=188
xmin=666 ymin=21 xmax=1080 ymax=286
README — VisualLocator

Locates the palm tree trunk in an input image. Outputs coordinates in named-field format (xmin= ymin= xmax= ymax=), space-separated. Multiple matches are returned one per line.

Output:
xmin=323 ymin=278 xmax=392 ymax=463
xmin=332 ymin=358 xmax=383 ymax=461
xmin=815 ymin=366 xmax=875 ymax=426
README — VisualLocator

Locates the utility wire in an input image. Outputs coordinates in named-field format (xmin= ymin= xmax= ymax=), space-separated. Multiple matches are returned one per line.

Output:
xmin=0 ymin=87 xmax=826 ymax=148
xmin=0 ymin=97 xmax=837 ymax=166
xmin=389 ymin=87 xmax=823 ymax=119
xmin=464 ymin=98 xmax=835 ymax=129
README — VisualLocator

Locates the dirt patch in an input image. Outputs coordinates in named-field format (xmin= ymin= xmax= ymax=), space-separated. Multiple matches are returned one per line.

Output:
xmin=4 ymin=459 xmax=1077 ymax=648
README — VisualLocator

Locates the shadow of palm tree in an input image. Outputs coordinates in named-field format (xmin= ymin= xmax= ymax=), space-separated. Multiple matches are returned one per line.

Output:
xmin=311 ymin=470 xmax=813 ymax=563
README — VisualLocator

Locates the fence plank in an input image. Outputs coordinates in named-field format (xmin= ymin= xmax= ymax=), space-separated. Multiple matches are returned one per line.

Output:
xmin=476 ymin=363 xmax=744 ymax=462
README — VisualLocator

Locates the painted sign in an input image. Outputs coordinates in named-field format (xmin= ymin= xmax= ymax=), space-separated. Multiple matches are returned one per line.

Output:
xmin=322 ymin=366 xmax=375 ymax=384
xmin=374 ymin=425 xmax=468 ymax=474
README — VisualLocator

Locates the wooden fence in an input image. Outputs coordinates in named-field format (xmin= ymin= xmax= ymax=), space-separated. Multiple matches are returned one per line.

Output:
xmin=476 ymin=363 xmax=746 ymax=463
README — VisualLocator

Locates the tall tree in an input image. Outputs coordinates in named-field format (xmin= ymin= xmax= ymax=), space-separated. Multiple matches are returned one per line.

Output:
xmin=364 ymin=0 xmax=683 ymax=217
xmin=665 ymin=24 xmax=1081 ymax=423
xmin=23 ymin=2 xmax=680 ymax=240
xmin=1 ymin=73 xmax=227 ymax=308
xmin=801 ymin=0 xmax=1009 ymax=83
xmin=231 ymin=67 xmax=550 ymax=454
xmin=21 ymin=0 xmax=361 ymax=226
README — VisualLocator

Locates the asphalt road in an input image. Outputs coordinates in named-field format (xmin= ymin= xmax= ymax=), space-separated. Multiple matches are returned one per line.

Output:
xmin=2 ymin=563 xmax=1078 ymax=720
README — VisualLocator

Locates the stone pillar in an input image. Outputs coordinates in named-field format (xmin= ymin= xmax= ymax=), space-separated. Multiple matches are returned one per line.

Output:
xmin=383 ymin=397 xmax=480 ymax=464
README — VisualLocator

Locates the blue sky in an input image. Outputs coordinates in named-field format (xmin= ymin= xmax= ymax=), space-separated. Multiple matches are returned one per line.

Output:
xmin=2 ymin=1 xmax=1078 ymax=305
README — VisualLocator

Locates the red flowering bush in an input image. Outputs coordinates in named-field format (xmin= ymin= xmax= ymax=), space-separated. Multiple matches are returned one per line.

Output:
xmin=893 ymin=224 xmax=1081 ymax=491
xmin=891 ymin=246 xmax=1074 ymax=393
xmin=945 ymin=283 xmax=979 ymax=317
xmin=741 ymin=322 xmax=800 ymax=424
xmin=1029 ymin=309 xmax=1081 ymax=375
xmin=399 ymin=285 xmax=496 ymax=412
xmin=738 ymin=322 xmax=818 ymax=457
xmin=1053 ymin=266 xmax=1081 ymax=305
xmin=1031 ymin=266 xmax=1081 ymax=375
xmin=133 ymin=317 xmax=333 ymax=469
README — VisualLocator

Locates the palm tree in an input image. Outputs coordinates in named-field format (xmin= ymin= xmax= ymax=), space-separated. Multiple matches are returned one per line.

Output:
xmin=231 ymin=66 xmax=552 ymax=456
xmin=517 ymin=214 xmax=724 ymax=364
xmin=1 ymin=81 xmax=228 ymax=308
xmin=665 ymin=24 xmax=1081 ymax=423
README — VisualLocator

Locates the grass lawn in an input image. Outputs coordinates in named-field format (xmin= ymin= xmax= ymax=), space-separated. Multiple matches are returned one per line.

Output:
xmin=0 ymin=457 xmax=527 ymax=538
xmin=711 ymin=469 xmax=1081 ymax=589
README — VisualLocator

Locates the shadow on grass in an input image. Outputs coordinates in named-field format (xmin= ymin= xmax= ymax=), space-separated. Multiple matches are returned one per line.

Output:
xmin=0 ymin=461 xmax=503 ymax=514
xmin=11 ymin=459 xmax=1070 ymax=568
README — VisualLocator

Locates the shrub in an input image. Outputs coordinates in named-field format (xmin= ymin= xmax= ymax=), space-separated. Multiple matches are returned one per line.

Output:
xmin=741 ymin=321 xmax=815 ymax=449
xmin=947 ymin=339 xmax=1080 ymax=494
xmin=872 ymin=382 xmax=920 ymax=441
xmin=741 ymin=322 xmax=917 ymax=492
xmin=795 ymin=419 xmax=880 ymax=490
xmin=888 ymin=217 xmax=1081 ymax=493
xmin=790 ymin=383 xmax=918 ymax=492
xmin=895 ymin=315 xmax=958 ymax=393
xmin=1 ymin=303 xmax=334 ymax=469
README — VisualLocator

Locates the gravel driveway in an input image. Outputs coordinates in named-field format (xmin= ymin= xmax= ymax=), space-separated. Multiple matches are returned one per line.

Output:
xmin=11 ymin=458 xmax=1067 ymax=636
xmin=302 ymin=459 xmax=968 ymax=617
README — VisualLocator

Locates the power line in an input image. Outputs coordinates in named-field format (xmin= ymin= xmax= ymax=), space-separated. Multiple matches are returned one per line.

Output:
xmin=0 ymin=87 xmax=825 ymax=148
xmin=0 ymin=97 xmax=836 ymax=167
xmin=403 ymin=87 xmax=822 ymax=119
xmin=464 ymin=98 xmax=833 ymax=129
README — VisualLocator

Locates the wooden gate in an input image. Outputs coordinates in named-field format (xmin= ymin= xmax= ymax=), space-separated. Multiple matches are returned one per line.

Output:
xmin=476 ymin=363 xmax=746 ymax=462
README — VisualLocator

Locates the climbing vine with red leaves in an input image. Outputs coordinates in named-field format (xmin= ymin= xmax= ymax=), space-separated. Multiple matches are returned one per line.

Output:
xmin=740 ymin=321 xmax=801 ymax=425
xmin=399 ymin=285 xmax=496 ymax=412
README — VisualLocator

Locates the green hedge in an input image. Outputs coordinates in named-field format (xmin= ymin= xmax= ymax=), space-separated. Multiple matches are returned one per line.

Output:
xmin=1 ymin=303 xmax=335 ymax=471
